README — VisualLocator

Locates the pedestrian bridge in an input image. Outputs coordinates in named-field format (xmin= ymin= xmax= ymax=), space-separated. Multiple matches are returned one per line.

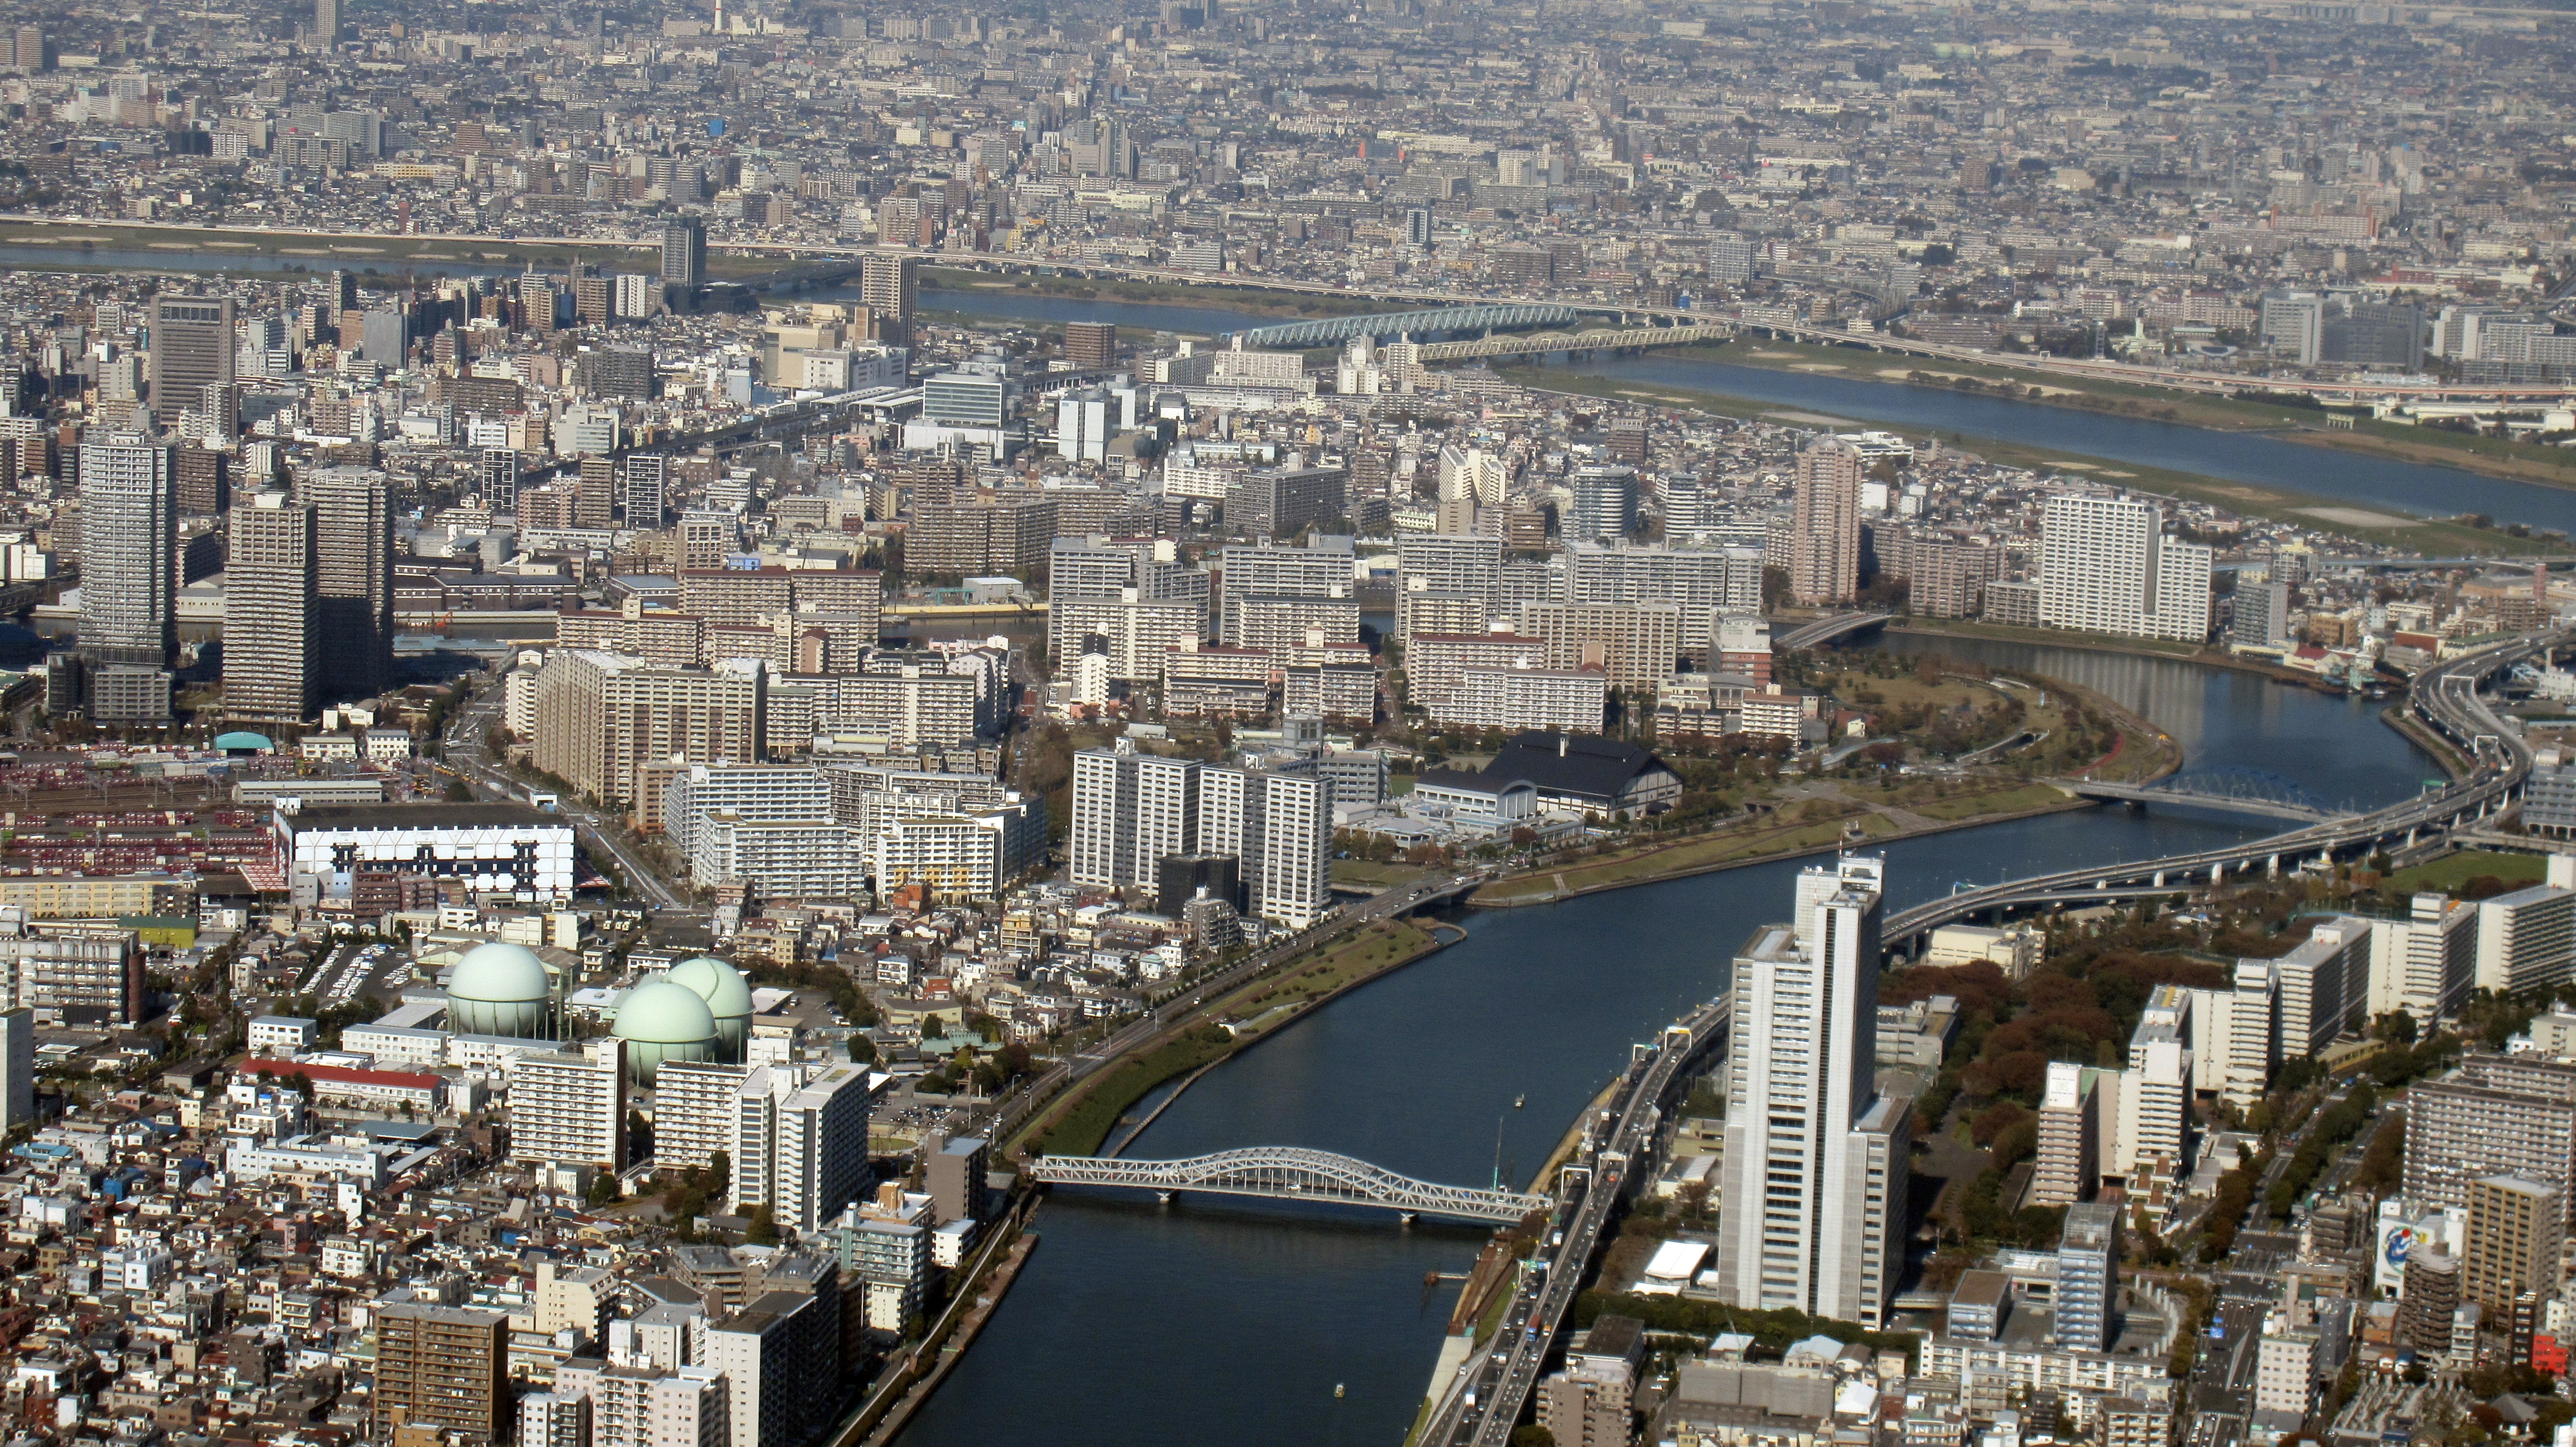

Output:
xmin=1029 ymin=1146 xmax=1551 ymax=1223
xmin=1224 ymin=303 xmax=1581 ymax=350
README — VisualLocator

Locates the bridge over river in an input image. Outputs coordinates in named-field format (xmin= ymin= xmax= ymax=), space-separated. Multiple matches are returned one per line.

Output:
xmin=1027 ymin=1146 xmax=1551 ymax=1224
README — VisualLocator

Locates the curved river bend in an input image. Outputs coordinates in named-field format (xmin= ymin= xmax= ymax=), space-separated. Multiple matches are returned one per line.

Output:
xmin=895 ymin=642 xmax=2435 ymax=1447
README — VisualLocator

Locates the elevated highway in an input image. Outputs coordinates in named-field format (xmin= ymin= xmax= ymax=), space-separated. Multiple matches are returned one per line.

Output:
xmin=1422 ymin=1003 xmax=1727 ymax=1447
xmin=1882 ymin=629 xmax=2557 ymax=953
xmin=1028 ymin=1147 xmax=1549 ymax=1224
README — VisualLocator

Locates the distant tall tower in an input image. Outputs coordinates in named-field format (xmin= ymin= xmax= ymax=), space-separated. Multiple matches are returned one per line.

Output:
xmin=858 ymin=254 xmax=917 ymax=341
xmin=222 ymin=490 xmax=317 ymax=724
xmin=148 ymin=295 xmax=236 ymax=425
xmin=1712 ymin=854 xmax=1913 ymax=1328
xmin=314 ymin=0 xmax=339 ymax=42
xmin=1789 ymin=444 xmax=1863 ymax=605
xmin=659 ymin=216 xmax=706 ymax=291
xmin=304 ymin=467 xmax=393 ymax=700
xmin=76 ymin=433 xmax=177 ymax=722
xmin=77 ymin=434 xmax=175 ymax=669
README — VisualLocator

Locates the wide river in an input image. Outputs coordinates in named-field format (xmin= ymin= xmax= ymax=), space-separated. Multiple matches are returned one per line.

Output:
xmin=906 ymin=286 xmax=2576 ymax=538
xmin=893 ymin=638 xmax=2436 ymax=1447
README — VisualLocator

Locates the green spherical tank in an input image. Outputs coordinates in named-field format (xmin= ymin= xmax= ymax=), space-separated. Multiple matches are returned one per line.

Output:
xmin=446 ymin=942 xmax=554 ymax=1038
xmin=611 ymin=979 xmax=720 ymax=1085
xmin=664 ymin=956 xmax=753 ymax=1062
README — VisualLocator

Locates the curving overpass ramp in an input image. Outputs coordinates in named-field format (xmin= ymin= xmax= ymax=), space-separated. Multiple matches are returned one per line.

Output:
xmin=1883 ymin=628 xmax=2560 ymax=953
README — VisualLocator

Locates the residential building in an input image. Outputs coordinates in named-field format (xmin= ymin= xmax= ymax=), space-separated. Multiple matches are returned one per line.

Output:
xmin=1789 ymin=446 xmax=1863 ymax=605
xmin=2032 ymin=1061 xmax=2096 ymax=1206
xmin=1434 ymin=664 xmax=1610 ymax=735
xmin=2037 ymin=495 xmax=2214 ymax=643
xmin=375 ymin=1303 xmax=510 ymax=1442
xmin=223 ymin=490 xmax=317 ymax=724
xmin=2369 ymin=893 xmax=2479 ymax=1023
xmin=2056 ymin=1202 xmax=2120 ymax=1353
xmin=2405 ymin=1055 xmax=2576 ymax=1225
xmin=533 ymin=652 xmax=765 ymax=809
xmin=305 ymin=466 xmax=395 ymax=700
xmin=2478 ymin=883 xmax=2576 ymax=997
xmin=509 ymin=1038 xmax=629 ymax=1174
xmin=1067 ymin=740 xmax=1331 ymax=928
xmin=2462 ymin=1174 xmax=2564 ymax=1314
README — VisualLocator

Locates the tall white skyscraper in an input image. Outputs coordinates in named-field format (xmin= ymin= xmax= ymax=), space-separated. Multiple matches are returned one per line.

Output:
xmin=1712 ymin=854 xmax=1912 ymax=1327
xmin=2037 ymin=495 xmax=2214 ymax=643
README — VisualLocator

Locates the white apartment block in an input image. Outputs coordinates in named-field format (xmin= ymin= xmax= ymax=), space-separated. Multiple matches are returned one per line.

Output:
xmin=813 ymin=668 xmax=980 ymax=748
xmin=664 ymin=765 xmax=835 ymax=858
xmin=1069 ymin=741 xmax=1330 ymax=928
xmin=2036 ymin=495 xmax=2214 ymax=643
xmin=693 ymin=817 xmax=871 ymax=900
xmin=649 ymin=1061 xmax=752 ymax=1171
xmin=2479 ymin=882 xmax=2576 ymax=996
xmin=1562 ymin=540 xmax=1764 ymax=646
xmin=1395 ymin=532 xmax=1504 ymax=612
xmin=770 ymin=1064 xmax=873 ymax=1234
xmin=1046 ymin=594 xmax=1206 ymax=683
xmin=2267 ymin=917 xmax=2373 ymax=1059
xmin=1515 ymin=601 xmax=1685 ymax=691
xmin=1434 ymin=665 xmax=1609 ymax=736
xmin=508 ymin=1038 xmax=628 ymax=1172
xmin=1405 ymin=631 xmax=1548 ymax=712
xmin=2371 ymin=893 xmax=2479 ymax=1023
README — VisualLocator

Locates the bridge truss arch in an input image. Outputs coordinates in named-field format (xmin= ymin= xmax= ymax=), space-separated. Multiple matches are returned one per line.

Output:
xmin=1225 ymin=303 xmax=1582 ymax=350
xmin=1029 ymin=1146 xmax=1551 ymax=1223
xmin=2145 ymin=766 xmax=2339 ymax=818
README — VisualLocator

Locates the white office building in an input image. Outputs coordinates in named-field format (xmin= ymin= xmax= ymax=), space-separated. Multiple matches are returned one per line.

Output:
xmin=1711 ymin=855 xmax=1912 ymax=1327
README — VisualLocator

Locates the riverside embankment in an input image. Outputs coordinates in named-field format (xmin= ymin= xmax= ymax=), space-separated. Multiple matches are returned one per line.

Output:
xmin=894 ymin=638 xmax=2439 ymax=1447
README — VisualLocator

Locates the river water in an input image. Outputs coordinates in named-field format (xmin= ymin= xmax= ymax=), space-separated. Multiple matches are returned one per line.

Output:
xmin=911 ymin=287 xmax=2576 ymax=539
xmin=893 ymin=640 xmax=2434 ymax=1447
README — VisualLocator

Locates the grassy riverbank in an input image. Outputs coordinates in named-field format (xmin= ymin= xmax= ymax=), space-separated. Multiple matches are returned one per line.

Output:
xmin=1017 ymin=918 xmax=1450 ymax=1158
xmin=1473 ymin=661 xmax=2181 ymax=907
xmin=1499 ymin=363 xmax=2546 ymax=558
xmin=1703 ymin=337 xmax=2576 ymax=499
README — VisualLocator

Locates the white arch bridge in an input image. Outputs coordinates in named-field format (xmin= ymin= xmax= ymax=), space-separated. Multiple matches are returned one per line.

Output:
xmin=1028 ymin=1147 xmax=1552 ymax=1224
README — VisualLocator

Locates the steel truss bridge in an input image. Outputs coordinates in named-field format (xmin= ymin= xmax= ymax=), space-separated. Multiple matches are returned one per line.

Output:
xmin=1223 ymin=303 xmax=1580 ymax=349
xmin=2056 ymin=766 xmax=2351 ymax=824
xmin=1027 ymin=1146 xmax=1551 ymax=1223
xmin=1414 ymin=323 xmax=1737 ymax=361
